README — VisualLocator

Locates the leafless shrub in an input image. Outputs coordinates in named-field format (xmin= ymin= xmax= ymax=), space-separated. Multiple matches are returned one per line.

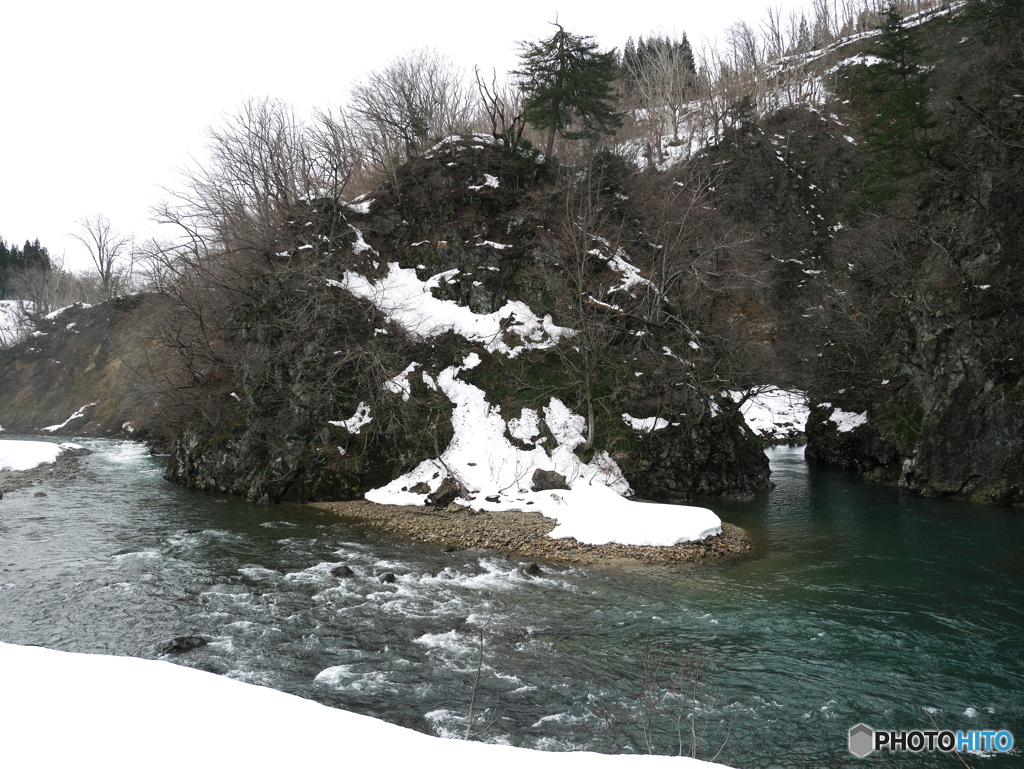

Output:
xmin=633 ymin=638 xmax=736 ymax=760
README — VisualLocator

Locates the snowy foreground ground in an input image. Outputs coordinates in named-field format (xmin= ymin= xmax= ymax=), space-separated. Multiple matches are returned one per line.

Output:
xmin=0 ymin=642 xmax=733 ymax=769
xmin=0 ymin=438 xmax=81 ymax=471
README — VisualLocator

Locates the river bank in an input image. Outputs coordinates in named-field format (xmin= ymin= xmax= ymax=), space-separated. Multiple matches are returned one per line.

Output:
xmin=311 ymin=499 xmax=750 ymax=566
xmin=0 ymin=444 xmax=91 ymax=498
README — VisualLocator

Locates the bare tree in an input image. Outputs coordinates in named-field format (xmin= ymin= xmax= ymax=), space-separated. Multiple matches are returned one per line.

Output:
xmin=158 ymin=97 xmax=360 ymax=255
xmin=348 ymin=48 xmax=478 ymax=188
xmin=474 ymin=67 xmax=525 ymax=150
xmin=308 ymin=107 xmax=362 ymax=198
xmin=71 ymin=214 xmax=134 ymax=299
xmin=4 ymin=253 xmax=100 ymax=316
xmin=627 ymin=36 xmax=698 ymax=159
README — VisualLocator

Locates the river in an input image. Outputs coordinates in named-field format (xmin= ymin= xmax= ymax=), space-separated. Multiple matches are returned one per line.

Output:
xmin=0 ymin=436 xmax=1021 ymax=768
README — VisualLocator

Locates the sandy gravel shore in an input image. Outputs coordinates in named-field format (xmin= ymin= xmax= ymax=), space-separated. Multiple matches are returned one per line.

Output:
xmin=311 ymin=499 xmax=750 ymax=566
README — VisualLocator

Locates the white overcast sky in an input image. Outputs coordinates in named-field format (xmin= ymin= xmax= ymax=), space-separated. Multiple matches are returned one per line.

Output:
xmin=3 ymin=0 xmax=802 ymax=272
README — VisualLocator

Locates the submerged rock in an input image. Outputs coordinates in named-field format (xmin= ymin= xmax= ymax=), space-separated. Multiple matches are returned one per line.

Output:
xmin=520 ymin=562 xmax=543 ymax=577
xmin=160 ymin=636 xmax=208 ymax=655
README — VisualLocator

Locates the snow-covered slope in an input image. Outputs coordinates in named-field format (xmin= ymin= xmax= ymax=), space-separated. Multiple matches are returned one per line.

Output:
xmin=0 ymin=299 xmax=32 ymax=346
xmin=0 ymin=642 xmax=734 ymax=769
xmin=729 ymin=388 xmax=809 ymax=443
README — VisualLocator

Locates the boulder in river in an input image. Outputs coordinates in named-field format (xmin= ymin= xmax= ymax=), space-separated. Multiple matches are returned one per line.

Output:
xmin=160 ymin=636 xmax=208 ymax=655
xmin=519 ymin=562 xmax=543 ymax=577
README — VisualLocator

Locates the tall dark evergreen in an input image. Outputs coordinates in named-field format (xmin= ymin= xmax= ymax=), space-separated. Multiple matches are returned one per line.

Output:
xmin=514 ymin=23 xmax=622 ymax=158
xmin=620 ymin=34 xmax=695 ymax=94
xmin=0 ymin=236 xmax=51 ymax=299
xmin=853 ymin=4 xmax=936 ymax=210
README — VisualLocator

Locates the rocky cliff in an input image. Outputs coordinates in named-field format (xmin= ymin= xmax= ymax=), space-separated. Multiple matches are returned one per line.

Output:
xmin=4 ymin=2 xmax=1020 ymax=508
xmin=802 ymin=1 xmax=1024 ymax=504
xmin=161 ymin=138 xmax=770 ymax=503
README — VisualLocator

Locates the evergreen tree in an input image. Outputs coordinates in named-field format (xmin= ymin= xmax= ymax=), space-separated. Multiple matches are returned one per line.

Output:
xmin=0 ymin=238 xmax=11 ymax=299
xmin=21 ymin=239 xmax=51 ymax=272
xmin=0 ymin=236 xmax=51 ymax=299
xmin=621 ymin=33 xmax=695 ymax=93
xmin=514 ymin=23 xmax=622 ymax=158
xmin=853 ymin=4 xmax=935 ymax=211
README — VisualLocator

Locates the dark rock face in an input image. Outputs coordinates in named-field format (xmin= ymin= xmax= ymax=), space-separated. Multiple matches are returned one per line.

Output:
xmin=802 ymin=8 xmax=1024 ymax=507
xmin=807 ymin=312 xmax=1024 ymax=505
xmin=805 ymin=403 xmax=897 ymax=472
xmin=626 ymin=403 xmax=771 ymax=502
xmin=531 ymin=469 xmax=569 ymax=492
xmin=160 ymin=636 xmax=207 ymax=655
xmin=809 ymin=361 xmax=1024 ymax=506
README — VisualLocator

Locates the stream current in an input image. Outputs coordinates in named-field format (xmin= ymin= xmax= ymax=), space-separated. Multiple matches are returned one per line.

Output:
xmin=1 ymin=436 xmax=1021 ymax=768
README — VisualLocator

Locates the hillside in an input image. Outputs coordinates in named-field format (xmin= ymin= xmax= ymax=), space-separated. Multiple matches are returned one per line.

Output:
xmin=156 ymin=137 xmax=771 ymax=507
xmin=1 ymin=0 xmax=1021 ymax=510
xmin=798 ymin=0 xmax=1024 ymax=504
xmin=0 ymin=297 xmax=156 ymax=438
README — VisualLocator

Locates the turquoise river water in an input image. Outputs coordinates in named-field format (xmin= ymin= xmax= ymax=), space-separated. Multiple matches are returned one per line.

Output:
xmin=0 ymin=436 xmax=1021 ymax=768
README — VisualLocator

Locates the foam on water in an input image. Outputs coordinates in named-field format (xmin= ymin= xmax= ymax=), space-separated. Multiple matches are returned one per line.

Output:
xmin=222 ymin=621 xmax=259 ymax=633
xmin=111 ymin=549 xmax=162 ymax=560
xmin=1 ymin=437 xmax=1020 ymax=768
xmin=238 ymin=566 xmax=282 ymax=581
xmin=415 ymin=629 xmax=473 ymax=655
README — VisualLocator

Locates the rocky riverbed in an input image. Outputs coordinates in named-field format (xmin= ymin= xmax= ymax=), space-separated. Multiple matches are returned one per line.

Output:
xmin=311 ymin=499 xmax=750 ymax=566
xmin=0 ymin=446 xmax=91 ymax=499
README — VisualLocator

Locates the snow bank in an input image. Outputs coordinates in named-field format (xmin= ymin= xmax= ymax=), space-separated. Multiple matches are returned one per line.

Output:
xmin=366 ymin=355 xmax=721 ymax=546
xmin=539 ymin=482 xmax=721 ymax=546
xmin=0 ymin=642 xmax=732 ymax=769
xmin=0 ymin=440 xmax=81 ymax=472
xmin=329 ymin=402 xmax=373 ymax=434
xmin=827 ymin=405 xmax=868 ymax=433
xmin=622 ymin=413 xmax=670 ymax=433
xmin=41 ymin=403 xmax=97 ymax=433
xmin=337 ymin=263 xmax=572 ymax=357
xmin=44 ymin=301 xmax=92 ymax=320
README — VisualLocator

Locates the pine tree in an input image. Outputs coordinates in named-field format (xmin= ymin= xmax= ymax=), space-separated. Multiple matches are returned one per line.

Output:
xmin=0 ymin=238 xmax=11 ymax=299
xmin=852 ymin=4 xmax=935 ymax=211
xmin=620 ymin=34 xmax=695 ymax=95
xmin=0 ymin=236 xmax=50 ymax=299
xmin=514 ymin=23 xmax=622 ymax=159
